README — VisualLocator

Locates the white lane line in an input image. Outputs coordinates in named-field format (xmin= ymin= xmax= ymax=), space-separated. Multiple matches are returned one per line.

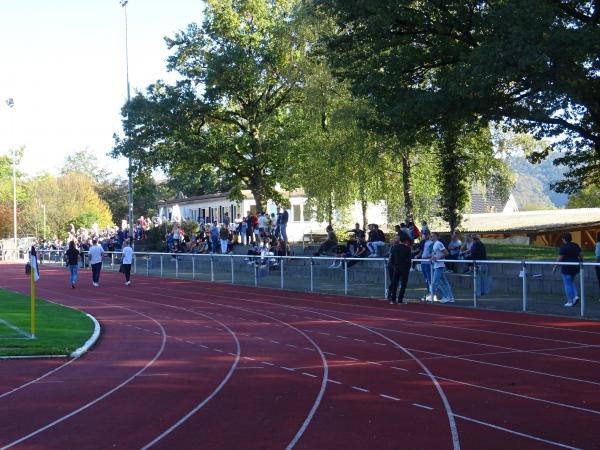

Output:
xmin=286 ymin=344 xmax=297 ymax=348
xmin=319 ymin=332 xmax=330 ymax=336
xmin=304 ymin=347 xmax=316 ymax=351
xmin=198 ymin=344 xmax=209 ymax=349
xmin=184 ymin=340 xmax=195 ymax=344
xmin=380 ymin=394 xmax=401 ymax=401
xmin=432 ymin=374 xmax=600 ymax=416
xmin=343 ymin=356 xmax=359 ymax=361
xmin=281 ymin=366 xmax=296 ymax=372
xmin=391 ymin=366 xmax=408 ymax=372
xmin=243 ymin=356 xmax=256 ymax=361
xmin=373 ymin=342 xmax=386 ymax=346
xmin=352 ymin=386 xmax=370 ymax=393
xmin=261 ymin=361 xmax=275 ymax=366
xmin=270 ymin=340 xmax=281 ymax=344
xmin=227 ymin=353 xmax=236 ymax=356
xmin=323 ymin=351 xmax=337 ymax=356
xmin=141 ymin=318 xmax=241 ymax=450
xmin=353 ymin=338 xmax=367 ymax=343
xmin=367 ymin=361 xmax=382 ymax=366
xmin=3 ymin=310 xmax=169 ymax=450
xmin=0 ymin=359 xmax=76 ymax=400
xmin=213 ymin=349 xmax=224 ymax=353
xmin=336 ymin=335 xmax=348 ymax=339
xmin=453 ymin=414 xmax=582 ymax=450
xmin=302 ymin=372 xmax=318 ymax=378
xmin=413 ymin=403 xmax=434 ymax=411
xmin=327 ymin=379 xmax=342 ymax=385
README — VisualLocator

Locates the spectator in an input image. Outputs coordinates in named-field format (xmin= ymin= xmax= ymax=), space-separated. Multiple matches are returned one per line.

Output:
xmin=408 ymin=221 xmax=420 ymax=241
xmin=447 ymin=231 xmax=462 ymax=272
xmin=223 ymin=212 xmax=231 ymax=226
xmin=347 ymin=235 xmax=369 ymax=267
xmin=219 ymin=224 xmax=230 ymax=254
xmin=421 ymin=221 xmax=430 ymax=236
xmin=346 ymin=223 xmax=365 ymax=253
xmin=279 ymin=207 xmax=289 ymax=243
xmin=367 ymin=224 xmax=386 ymax=257
xmin=210 ymin=221 xmax=219 ymax=254
xmin=415 ymin=231 xmax=434 ymax=301
xmin=430 ymin=232 xmax=454 ymax=303
xmin=314 ymin=225 xmax=338 ymax=257
xmin=596 ymin=232 xmax=600 ymax=301
xmin=387 ymin=237 xmax=412 ymax=304
xmin=258 ymin=211 xmax=268 ymax=235
xmin=89 ymin=239 xmax=104 ymax=288
xmin=553 ymin=232 xmax=582 ymax=307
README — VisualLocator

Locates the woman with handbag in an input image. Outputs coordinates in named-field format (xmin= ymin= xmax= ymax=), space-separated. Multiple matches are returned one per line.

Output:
xmin=121 ymin=239 xmax=134 ymax=286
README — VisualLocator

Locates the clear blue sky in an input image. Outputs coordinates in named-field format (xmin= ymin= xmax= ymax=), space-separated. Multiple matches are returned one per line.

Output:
xmin=0 ymin=0 xmax=204 ymax=178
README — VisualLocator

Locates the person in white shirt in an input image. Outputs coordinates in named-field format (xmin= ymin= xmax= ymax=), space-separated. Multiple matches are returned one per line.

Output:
xmin=430 ymin=232 xmax=454 ymax=303
xmin=121 ymin=239 xmax=134 ymax=286
xmin=88 ymin=239 xmax=104 ymax=287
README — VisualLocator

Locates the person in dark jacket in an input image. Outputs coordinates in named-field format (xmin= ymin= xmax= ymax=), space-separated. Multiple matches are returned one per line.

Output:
xmin=314 ymin=225 xmax=338 ymax=256
xmin=387 ymin=237 xmax=412 ymax=304
xmin=65 ymin=240 xmax=80 ymax=288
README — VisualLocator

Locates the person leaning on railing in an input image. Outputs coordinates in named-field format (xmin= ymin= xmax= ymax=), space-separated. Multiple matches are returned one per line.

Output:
xmin=552 ymin=232 xmax=582 ymax=307
xmin=595 ymin=231 xmax=600 ymax=302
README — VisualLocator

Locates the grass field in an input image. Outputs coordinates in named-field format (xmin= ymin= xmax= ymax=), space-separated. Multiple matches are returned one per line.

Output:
xmin=485 ymin=243 xmax=596 ymax=260
xmin=0 ymin=289 xmax=94 ymax=357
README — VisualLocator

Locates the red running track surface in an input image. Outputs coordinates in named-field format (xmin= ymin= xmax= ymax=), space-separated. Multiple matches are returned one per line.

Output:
xmin=0 ymin=263 xmax=599 ymax=450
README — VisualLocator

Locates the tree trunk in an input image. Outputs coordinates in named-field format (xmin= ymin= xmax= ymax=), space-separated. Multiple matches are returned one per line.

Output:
xmin=360 ymin=185 xmax=368 ymax=230
xmin=327 ymin=193 xmax=333 ymax=226
xmin=439 ymin=123 xmax=468 ymax=233
xmin=249 ymin=174 xmax=265 ymax=213
xmin=401 ymin=149 xmax=414 ymax=223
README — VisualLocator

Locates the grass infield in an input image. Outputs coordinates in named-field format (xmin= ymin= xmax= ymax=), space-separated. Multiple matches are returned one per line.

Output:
xmin=0 ymin=289 xmax=94 ymax=357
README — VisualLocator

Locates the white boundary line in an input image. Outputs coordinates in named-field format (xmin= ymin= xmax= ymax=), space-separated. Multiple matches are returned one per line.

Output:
xmin=0 ymin=318 xmax=31 ymax=339
xmin=2 ymin=306 xmax=168 ymax=450
xmin=453 ymin=414 xmax=582 ymax=450
xmin=70 ymin=313 xmax=101 ymax=358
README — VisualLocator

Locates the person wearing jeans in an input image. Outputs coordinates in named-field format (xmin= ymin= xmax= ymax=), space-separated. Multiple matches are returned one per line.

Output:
xmin=595 ymin=232 xmax=600 ymax=301
xmin=553 ymin=232 xmax=582 ymax=307
xmin=416 ymin=231 xmax=433 ymax=301
xmin=430 ymin=233 xmax=454 ymax=303
xmin=65 ymin=240 xmax=80 ymax=288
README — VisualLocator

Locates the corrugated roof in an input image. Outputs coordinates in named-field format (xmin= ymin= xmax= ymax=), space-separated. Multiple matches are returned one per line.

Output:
xmin=435 ymin=208 xmax=600 ymax=233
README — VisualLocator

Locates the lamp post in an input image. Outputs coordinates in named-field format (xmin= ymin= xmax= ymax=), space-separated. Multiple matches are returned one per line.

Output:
xmin=120 ymin=0 xmax=134 ymax=247
xmin=5 ymin=98 xmax=17 ymax=246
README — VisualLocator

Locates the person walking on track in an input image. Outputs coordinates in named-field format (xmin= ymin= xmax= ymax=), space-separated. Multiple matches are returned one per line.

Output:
xmin=387 ymin=237 xmax=412 ymax=304
xmin=65 ymin=240 xmax=80 ymax=288
xmin=121 ymin=239 xmax=133 ymax=286
xmin=89 ymin=239 xmax=104 ymax=287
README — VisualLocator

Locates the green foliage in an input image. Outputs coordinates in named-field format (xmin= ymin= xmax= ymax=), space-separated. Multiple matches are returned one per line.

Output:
xmin=113 ymin=0 xmax=308 ymax=211
xmin=316 ymin=0 xmax=600 ymax=193
xmin=567 ymin=186 xmax=600 ymax=209
xmin=180 ymin=219 xmax=199 ymax=238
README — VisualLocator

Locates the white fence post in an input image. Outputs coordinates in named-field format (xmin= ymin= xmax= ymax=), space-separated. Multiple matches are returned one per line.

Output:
xmin=579 ymin=262 xmax=585 ymax=317
xmin=521 ymin=261 xmax=527 ymax=312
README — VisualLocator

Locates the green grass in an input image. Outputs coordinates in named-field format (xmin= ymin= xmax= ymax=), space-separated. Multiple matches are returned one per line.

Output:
xmin=0 ymin=289 xmax=94 ymax=357
xmin=486 ymin=243 xmax=596 ymax=261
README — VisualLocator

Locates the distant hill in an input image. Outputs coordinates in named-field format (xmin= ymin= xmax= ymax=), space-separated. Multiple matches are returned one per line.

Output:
xmin=508 ymin=152 xmax=569 ymax=209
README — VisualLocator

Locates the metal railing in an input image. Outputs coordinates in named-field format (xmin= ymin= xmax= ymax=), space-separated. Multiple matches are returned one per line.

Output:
xmin=34 ymin=249 xmax=600 ymax=318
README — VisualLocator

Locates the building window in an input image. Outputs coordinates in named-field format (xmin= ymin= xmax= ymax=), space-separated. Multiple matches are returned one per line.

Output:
xmin=303 ymin=205 xmax=313 ymax=222
xmin=293 ymin=205 xmax=301 ymax=222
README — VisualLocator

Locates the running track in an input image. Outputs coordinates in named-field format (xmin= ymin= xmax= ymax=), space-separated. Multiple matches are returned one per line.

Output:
xmin=1 ymin=263 xmax=599 ymax=450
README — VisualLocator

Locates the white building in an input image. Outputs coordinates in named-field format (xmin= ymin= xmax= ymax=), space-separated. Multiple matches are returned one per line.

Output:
xmin=157 ymin=190 xmax=387 ymax=242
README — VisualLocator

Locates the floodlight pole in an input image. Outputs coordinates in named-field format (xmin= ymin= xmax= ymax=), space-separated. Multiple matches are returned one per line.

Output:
xmin=121 ymin=0 xmax=134 ymax=247
xmin=6 ymin=98 xmax=17 ymax=246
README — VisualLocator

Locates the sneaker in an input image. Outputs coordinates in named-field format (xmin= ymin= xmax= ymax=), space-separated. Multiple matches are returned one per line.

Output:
xmin=433 ymin=295 xmax=439 ymax=302
xmin=564 ymin=302 xmax=574 ymax=307
xmin=71 ymin=283 xmax=75 ymax=289
xmin=328 ymin=263 xmax=337 ymax=269
xmin=439 ymin=297 xmax=451 ymax=303
xmin=389 ymin=300 xmax=396 ymax=305
xmin=93 ymin=283 xmax=99 ymax=287
xmin=397 ymin=300 xmax=406 ymax=305
xmin=572 ymin=296 xmax=580 ymax=306
xmin=125 ymin=281 xmax=131 ymax=286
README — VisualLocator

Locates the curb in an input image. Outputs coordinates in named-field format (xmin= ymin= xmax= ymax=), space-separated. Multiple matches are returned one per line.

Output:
xmin=70 ymin=313 xmax=101 ymax=358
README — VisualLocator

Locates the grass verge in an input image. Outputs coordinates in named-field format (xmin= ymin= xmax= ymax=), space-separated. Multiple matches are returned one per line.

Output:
xmin=0 ymin=289 xmax=94 ymax=357
xmin=485 ymin=243 xmax=596 ymax=261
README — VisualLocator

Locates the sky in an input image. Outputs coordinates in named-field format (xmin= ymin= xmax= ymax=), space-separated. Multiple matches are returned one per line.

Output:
xmin=0 ymin=0 xmax=204 ymax=178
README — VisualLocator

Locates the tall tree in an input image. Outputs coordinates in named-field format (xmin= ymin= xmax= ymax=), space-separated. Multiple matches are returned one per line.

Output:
xmin=113 ymin=0 xmax=307 ymax=212
xmin=315 ymin=0 xmax=600 ymax=192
